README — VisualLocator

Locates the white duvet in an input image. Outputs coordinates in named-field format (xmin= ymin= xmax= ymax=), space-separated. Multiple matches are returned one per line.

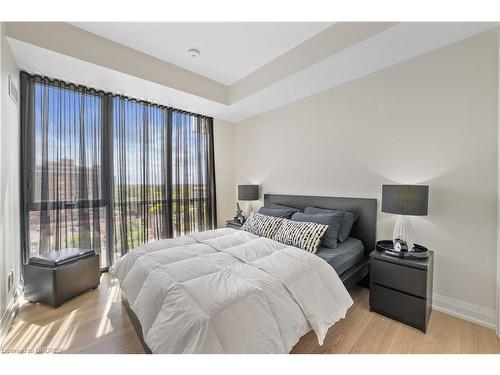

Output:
xmin=111 ymin=228 xmax=353 ymax=353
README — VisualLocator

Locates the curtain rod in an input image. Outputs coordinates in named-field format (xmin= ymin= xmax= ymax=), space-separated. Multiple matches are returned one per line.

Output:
xmin=20 ymin=71 xmax=213 ymax=120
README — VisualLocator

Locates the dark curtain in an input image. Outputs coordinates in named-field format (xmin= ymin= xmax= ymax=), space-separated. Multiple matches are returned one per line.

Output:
xmin=112 ymin=98 xmax=171 ymax=257
xmin=112 ymin=98 xmax=216 ymax=257
xmin=171 ymin=111 xmax=216 ymax=237
xmin=20 ymin=71 xmax=217 ymax=267
xmin=20 ymin=72 xmax=107 ymax=265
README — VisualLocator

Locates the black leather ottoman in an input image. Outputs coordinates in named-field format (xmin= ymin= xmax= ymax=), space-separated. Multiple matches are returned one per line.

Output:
xmin=24 ymin=248 xmax=100 ymax=308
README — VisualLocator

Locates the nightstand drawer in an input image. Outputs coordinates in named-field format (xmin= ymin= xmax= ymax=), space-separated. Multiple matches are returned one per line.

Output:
xmin=371 ymin=259 xmax=427 ymax=298
xmin=370 ymin=284 xmax=426 ymax=330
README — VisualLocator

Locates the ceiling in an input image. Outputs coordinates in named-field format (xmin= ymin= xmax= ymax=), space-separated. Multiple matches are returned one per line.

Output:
xmin=6 ymin=22 xmax=499 ymax=122
xmin=71 ymin=22 xmax=332 ymax=85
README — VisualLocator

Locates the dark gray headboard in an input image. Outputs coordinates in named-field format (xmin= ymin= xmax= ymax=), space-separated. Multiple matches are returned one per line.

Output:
xmin=264 ymin=193 xmax=377 ymax=256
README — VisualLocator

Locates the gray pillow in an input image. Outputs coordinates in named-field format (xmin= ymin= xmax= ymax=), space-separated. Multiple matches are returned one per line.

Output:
xmin=291 ymin=211 xmax=345 ymax=249
xmin=269 ymin=203 xmax=302 ymax=213
xmin=304 ymin=206 xmax=359 ymax=243
xmin=258 ymin=207 xmax=296 ymax=219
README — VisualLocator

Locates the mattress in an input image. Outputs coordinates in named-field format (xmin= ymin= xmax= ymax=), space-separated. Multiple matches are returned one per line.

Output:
xmin=316 ymin=237 xmax=365 ymax=275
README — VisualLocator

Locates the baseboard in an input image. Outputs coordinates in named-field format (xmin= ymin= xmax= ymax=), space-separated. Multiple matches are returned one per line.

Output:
xmin=0 ymin=286 xmax=23 ymax=348
xmin=432 ymin=293 xmax=496 ymax=330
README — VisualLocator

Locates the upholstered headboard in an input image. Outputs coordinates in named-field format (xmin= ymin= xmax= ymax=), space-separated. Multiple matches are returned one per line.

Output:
xmin=264 ymin=193 xmax=377 ymax=256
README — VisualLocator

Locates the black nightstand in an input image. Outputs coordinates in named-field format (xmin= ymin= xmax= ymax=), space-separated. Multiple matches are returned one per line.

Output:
xmin=226 ymin=220 xmax=243 ymax=229
xmin=369 ymin=250 xmax=434 ymax=332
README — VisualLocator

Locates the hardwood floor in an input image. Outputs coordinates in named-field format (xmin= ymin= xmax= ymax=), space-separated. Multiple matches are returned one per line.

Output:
xmin=291 ymin=287 xmax=500 ymax=354
xmin=2 ymin=274 xmax=499 ymax=354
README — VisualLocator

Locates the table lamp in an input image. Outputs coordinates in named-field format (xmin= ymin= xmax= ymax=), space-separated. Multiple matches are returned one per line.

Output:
xmin=382 ymin=184 xmax=429 ymax=249
xmin=238 ymin=185 xmax=259 ymax=218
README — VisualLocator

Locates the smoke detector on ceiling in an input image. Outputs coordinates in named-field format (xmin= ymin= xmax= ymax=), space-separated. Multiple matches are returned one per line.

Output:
xmin=187 ymin=48 xmax=200 ymax=59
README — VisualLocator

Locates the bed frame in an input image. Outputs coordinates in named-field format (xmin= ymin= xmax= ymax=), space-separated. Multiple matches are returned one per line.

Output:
xmin=122 ymin=193 xmax=377 ymax=353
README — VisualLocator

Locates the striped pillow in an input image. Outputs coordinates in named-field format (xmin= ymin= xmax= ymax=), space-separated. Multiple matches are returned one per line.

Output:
xmin=241 ymin=212 xmax=283 ymax=239
xmin=272 ymin=218 xmax=328 ymax=253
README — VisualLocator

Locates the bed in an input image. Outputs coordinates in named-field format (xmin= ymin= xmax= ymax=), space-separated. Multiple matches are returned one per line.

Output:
xmin=114 ymin=194 xmax=376 ymax=354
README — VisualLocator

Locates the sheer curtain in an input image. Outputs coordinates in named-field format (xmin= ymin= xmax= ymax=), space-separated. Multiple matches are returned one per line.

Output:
xmin=112 ymin=98 xmax=216 ymax=259
xmin=171 ymin=111 xmax=216 ymax=236
xmin=20 ymin=73 xmax=107 ymax=266
xmin=112 ymin=98 xmax=171 ymax=258
xmin=21 ymin=72 xmax=217 ymax=267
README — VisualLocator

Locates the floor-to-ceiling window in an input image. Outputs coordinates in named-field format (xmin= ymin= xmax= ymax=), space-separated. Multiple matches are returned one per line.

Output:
xmin=20 ymin=72 xmax=216 ymax=268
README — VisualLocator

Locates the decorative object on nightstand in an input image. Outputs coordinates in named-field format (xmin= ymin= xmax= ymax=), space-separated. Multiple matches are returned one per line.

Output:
xmin=376 ymin=240 xmax=429 ymax=259
xmin=369 ymin=249 xmax=433 ymax=332
xmin=238 ymin=184 xmax=259 ymax=218
xmin=382 ymin=184 xmax=429 ymax=253
xmin=234 ymin=202 xmax=244 ymax=223
xmin=226 ymin=220 xmax=243 ymax=230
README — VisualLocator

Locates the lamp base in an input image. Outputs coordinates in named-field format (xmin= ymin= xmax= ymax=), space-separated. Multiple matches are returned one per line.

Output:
xmin=242 ymin=201 xmax=253 ymax=218
xmin=393 ymin=215 xmax=414 ymax=250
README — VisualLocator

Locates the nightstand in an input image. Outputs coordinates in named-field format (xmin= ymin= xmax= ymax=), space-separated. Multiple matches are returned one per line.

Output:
xmin=226 ymin=220 xmax=243 ymax=229
xmin=369 ymin=250 xmax=434 ymax=332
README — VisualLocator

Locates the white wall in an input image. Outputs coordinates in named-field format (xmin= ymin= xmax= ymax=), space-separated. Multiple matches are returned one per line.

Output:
xmin=0 ymin=23 xmax=21 ymax=328
xmin=235 ymin=29 xmax=498 ymax=328
xmin=214 ymin=119 xmax=236 ymax=228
